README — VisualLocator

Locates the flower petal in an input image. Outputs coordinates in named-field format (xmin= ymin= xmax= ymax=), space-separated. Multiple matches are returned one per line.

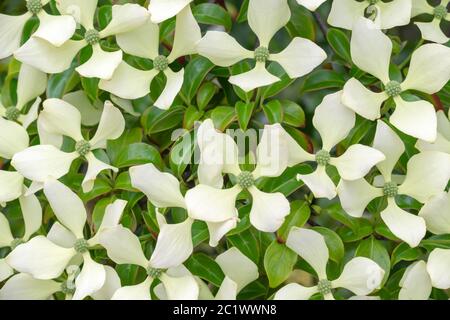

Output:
xmin=14 ymin=38 xmax=84 ymax=74
xmin=154 ymin=68 xmax=184 ymax=110
xmin=0 ymin=213 xmax=14 ymax=248
xmin=76 ymin=44 xmax=122 ymax=80
xmin=148 ymin=0 xmax=194 ymax=23
xmin=206 ymin=216 xmax=238 ymax=247
xmin=427 ymin=248 xmax=450 ymax=289
xmin=18 ymin=97 xmax=41 ymax=129
xmin=331 ymin=144 xmax=385 ymax=180
xmin=296 ymin=0 xmax=327 ymax=11
xmin=411 ymin=0 xmax=435 ymax=16
xmin=99 ymin=4 xmax=149 ymax=38
xmin=350 ymin=18 xmax=391 ymax=83
xmin=116 ymin=19 xmax=159 ymax=60
xmin=6 ymin=236 xmax=76 ymax=279
xmin=215 ymin=247 xmax=259 ymax=292
xmin=399 ymin=261 xmax=432 ymax=300
xmin=47 ymin=222 xmax=76 ymax=248
xmin=401 ymin=43 xmax=450 ymax=94
xmin=99 ymin=62 xmax=157 ymax=100
xmin=91 ymin=266 xmax=122 ymax=300
xmin=377 ymin=0 xmax=411 ymax=29
xmin=130 ymin=163 xmax=186 ymax=209
xmin=40 ymin=98 xmax=83 ymax=141
xmin=297 ymin=166 xmax=336 ymax=200
xmin=185 ymin=185 xmax=241 ymax=222
xmin=72 ymin=253 xmax=106 ymax=300
xmin=90 ymin=199 xmax=127 ymax=245
xmin=327 ymin=0 xmax=367 ymax=30
xmin=111 ymin=277 xmax=152 ymax=300
xmin=19 ymin=193 xmax=42 ymax=241
xmin=160 ymin=273 xmax=199 ymax=300
xmin=337 ymin=178 xmax=383 ymax=218
xmin=415 ymin=20 xmax=449 ymax=44
xmin=0 ymin=273 xmax=60 ymax=300
xmin=274 ymin=283 xmax=317 ymax=300
xmin=313 ymin=91 xmax=355 ymax=150
xmin=56 ymin=0 xmax=97 ymax=29
xmin=247 ymin=0 xmax=291 ymax=47
xmin=0 ymin=13 xmax=30 ymax=59
xmin=380 ymin=199 xmax=426 ymax=247
xmin=270 ymin=37 xmax=326 ymax=79
xmin=398 ymin=151 xmax=450 ymax=203
xmin=286 ymin=227 xmax=329 ymax=279
xmin=34 ymin=11 xmax=76 ymax=46
xmin=342 ymin=78 xmax=387 ymax=120
xmin=16 ymin=63 xmax=47 ymax=110
xmin=248 ymin=186 xmax=290 ymax=232
xmin=89 ymin=101 xmax=125 ymax=149
xmin=0 ymin=258 xmax=14 ymax=282
xmin=229 ymin=62 xmax=280 ymax=92
xmin=0 ymin=171 xmax=23 ymax=204
xmin=62 ymin=91 xmax=103 ymax=126
xmin=333 ymin=257 xmax=384 ymax=295
xmin=82 ymin=152 xmax=117 ymax=193
xmin=418 ymin=191 xmax=450 ymax=235
xmin=0 ymin=118 xmax=29 ymax=159
xmin=215 ymin=276 xmax=238 ymax=300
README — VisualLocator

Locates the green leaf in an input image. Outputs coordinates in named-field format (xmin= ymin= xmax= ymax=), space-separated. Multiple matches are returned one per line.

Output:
xmin=114 ymin=143 xmax=163 ymax=168
xmin=326 ymin=28 xmax=351 ymax=63
xmin=312 ymin=227 xmax=345 ymax=263
xmin=196 ymin=82 xmax=217 ymax=111
xmin=107 ymin=128 xmax=143 ymax=164
xmin=227 ymin=229 xmax=260 ymax=264
xmin=391 ymin=243 xmax=423 ymax=267
xmin=301 ymin=70 xmax=345 ymax=93
xmin=355 ymin=236 xmax=391 ymax=285
xmin=92 ymin=196 xmax=116 ymax=231
xmin=235 ymin=101 xmax=254 ymax=130
xmin=185 ymin=253 xmax=225 ymax=287
xmin=46 ymin=67 xmax=79 ymax=98
xmin=180 ymin=56 xmax=214 ymax=103
xmin=420 ymin=234 xmax=450 ymax=250
xmin=211 ymin=106 xmax=236 ymax=131
xmin=285 ymin=2 xmax=315 ymax=41
xmin=277 ymin=200 xmax=310 ymax=241
xmin=260 ymin=63 xmax=295 ymax=99
xmin=143 ymin=105 xmax=185 ymax=134
xmin=263 ymin=100 xmax=284 ymax=124
xmin=169 ymin=131 xmax=195 ymax=178
xmin=193 ymin=3 xmax=232 ymax=31
xmin=81 ymin=77 xmax=99 ymax=102
xmin=264 ymin=240 xmax=297 ymax=288
xmin=280 ymin=100 xmax=305 ymax=127
xmin=183 ymin=106 xmax=203 ymax=129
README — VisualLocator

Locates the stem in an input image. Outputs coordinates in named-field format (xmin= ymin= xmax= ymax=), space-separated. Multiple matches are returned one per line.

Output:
xmin=313 ymin=12 xmax=328 ymax=37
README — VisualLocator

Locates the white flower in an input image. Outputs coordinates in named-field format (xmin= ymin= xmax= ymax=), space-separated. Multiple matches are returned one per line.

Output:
xmin=328 ymin=0 xmax=412 ymax=30
xmin=148 ymin=0 xmax=194 ymax=23
xmin=130 ymin=163 xmax=238 ymax=248
xmin=185 ymin=119 xmax=293 ymax=232
xmin=274 ymin=227 xmax=384 ymax=300
xmin=337 ymin=120 xmax=450 ymax=247
xmin=295 ymin=92 xmax=385 ymax=200
xmin=196 ymin=0 xmax=326 ymax=92
xmin=342 ymin=17 xmax=450 ymax=142
xmin=399 ymin=249 xmax=450 ymax=300
xmin=295 ymin=0 xmax=327 ymax=11
xmin=418 ymin=190 xmax=450 ymax=235
xmin=6 ymin=181 xmax=126 ymax=300
xmin=412 ymin=0 xmax=449 ymax=43
xmin=14 ymin=2 xmax=149 ymax=79
xmin=99 ymin=224 xmax=199 ymax=300
xmin=415 ymin=110 xmax=450 ymax=154
xmin=12 ymin=99 xmax=125 ymax=193
xmin=99 ymin=5 xmax=200 ymax=110
xmin=0 ymin=0 xmax=77 ymax=59
xmin=0 ymin=63 xmax=46 ymax=129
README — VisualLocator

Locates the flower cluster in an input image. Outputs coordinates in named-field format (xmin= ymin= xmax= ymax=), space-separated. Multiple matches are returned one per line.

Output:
xmin=0 ymin=0 xmax=449 ymax=300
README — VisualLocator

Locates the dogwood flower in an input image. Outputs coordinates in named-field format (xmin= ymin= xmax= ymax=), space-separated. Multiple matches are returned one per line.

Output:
xmin=412 ymin=0 xmax=449 ymax=43
xmin=0 ymin=0 xmax=77 ymax=59
xmin=185 ymin=119 xmax=292 ymax=232
xmin=196 ymin=0 xmax=326 ymax=92
xmin=0 ymin=264 xmax=120 ymax=300
xmin=295 ymin=0 xmax=327 ymax=11
xmin=415 ymin=110 xmax=450 ymax=154
xmin=130 ymin=163 xmax=238 ymax=248
xmin=14 ymin=2 xmax=148 ymax=79
xmin=418 ymin=191 xmax=450 ymax=235
xmin=6 ymin=181 xmax=127 ymax=300
xmin=0 ymin=63 xmax=46 ymax=129
xmin=293 ymin=92 xmax=385 ymax=200
xmin=274 ymin=228 xmax=384 ymax=300
xmin=12 ymin=99 xmax=125 ymax=193
xmin=399 ymin=249 xmax=450 ymax=300
xmin=99 ymin=5 xmax=200 ymax=109
xmin=148 ymin=0 xmax=194 ymax=23
xmin=337 ymin=120 xmax=450 ymax=247
xmin=99 ymin=223 xmax=199 ymax=300
xmin=328 ymin=0 xmax=412 ymax=30
xmin=342 ymin=18 xmax=450 ymax=142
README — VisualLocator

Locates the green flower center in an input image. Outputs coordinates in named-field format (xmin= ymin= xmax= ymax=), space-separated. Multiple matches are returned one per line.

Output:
xmin=254 ymin=46 xmax=270 ymax=63
xmin=317 ymin=279 xmax=332 ymax=296
xmin=367 ymin=0 xmax=379 ymax=4
xmin=75 ymin=140 xmax=91 ymax=157
xmin=147 ymin=267 xmax=164 ymax=278
xmin=315 ymin=150 xmax=331 ymax=167
xmin=383 ymin=181 xmax=398 ymax=198
xmin=5 ymin=107 xmax=20 ymax=121
xmin=434 ymin=5 xmax=448 ymax=20
xmin=26 ymin=0 xmax=42 ymax=15
xmin=153 ymin=55 xmax=169 ymax=72
xmin=385 ymin=81 xmax=402 ymax=97
xmin=85 ymin=29 xmax=100 ymax=46
xmin=237 ymin=171 xmax=255 ymax=189
xmin=10 ymin=238 xmax=24 ymax=250
xmin=60 ymin=281 xmax=76 ymax=295
xmin=74 ymin=238 xmax=89 ymax=254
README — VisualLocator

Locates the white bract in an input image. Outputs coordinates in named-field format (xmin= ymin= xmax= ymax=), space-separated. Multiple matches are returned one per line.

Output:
xmin=294 ymin=92 xmax=385 ymax=200
xmin=337 ymin=120 xmax=450 ymax=247
xmin=415 ymin=110 xmax=450 ymax=154
xmin=14 ymin=1 xmax=148 ymax=79
xmin=6 ymin=180 xmax=127 ymax=300
xmin=12 ymin=99 xmax=125 ymax=193
xmin=99 ymin=5 xmax=200 ymax=109
xmin=328 ymin=0 xmax=412 ymax=30
xmin=412 ymin=0 xmax=450 ymax=43
xmin=185 ymin=119 xmax=292 ymax=232
xmin=295 ymin=0 xmax=327 ymax=11
xmin=0 ymin=0 xmax=76 ymax=59
xmin=100 ymin=223 xmax=199 ymax=300
xmin=197 ymin=0 xmax=326 ymax=92
xmin=399 ymin=249 xmax=450 ymax=300
xmin=418 ymin=191 xmax=450 ymax=235
xmin=148 ymin=0 xmax=194 ymax=23
xmin=130 ymin=163 xmax=238 ymax=248
xmin=274 ymin=227 xmax=384 ymax=300
xmin=342 ymin=18 xmax=450 ymax=142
